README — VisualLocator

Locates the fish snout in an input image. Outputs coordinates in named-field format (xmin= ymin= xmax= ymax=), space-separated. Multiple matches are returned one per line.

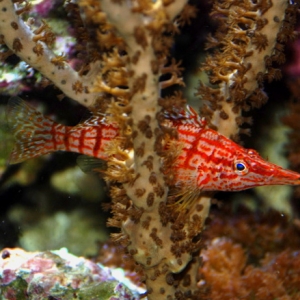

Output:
xmin=272 ymin=167 xmax=300 ymax=186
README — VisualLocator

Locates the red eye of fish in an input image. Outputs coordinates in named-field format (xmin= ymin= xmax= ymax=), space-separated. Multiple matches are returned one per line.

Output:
xmin=234 ymin=160 xmax=249 ymax=175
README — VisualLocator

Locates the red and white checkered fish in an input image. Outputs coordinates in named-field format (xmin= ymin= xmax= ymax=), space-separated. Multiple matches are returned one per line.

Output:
xmin=6 ymin=97 xmax=119 ymax=164
xmin=164 ymin=105 xmax=300 ymax=193
xmin=7 ymin=97 xmax=300 ymax=194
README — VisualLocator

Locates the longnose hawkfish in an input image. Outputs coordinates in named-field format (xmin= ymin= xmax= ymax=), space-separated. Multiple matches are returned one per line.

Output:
xmin=7 ymin=97 xmax=119 ymax=164
xmin=6 ymin=96 xmax=300 ymax=199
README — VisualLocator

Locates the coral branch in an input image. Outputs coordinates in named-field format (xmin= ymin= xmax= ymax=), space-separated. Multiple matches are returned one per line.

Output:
xmin=199 ymin=0 xmax=297 ymax=140
xmin=98 ymin=0 xmax=209 ymax=298
xmin=0 ymin=0 xmax=100 ymax=106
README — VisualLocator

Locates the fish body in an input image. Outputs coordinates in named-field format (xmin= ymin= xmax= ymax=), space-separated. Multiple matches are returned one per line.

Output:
xmin=7 ymin=97 xmax=300 ymax=192
xmin=164 ymin=106 xmax=300 ymax=192
xmin=6 ymin=97 xmax=119 ymax=164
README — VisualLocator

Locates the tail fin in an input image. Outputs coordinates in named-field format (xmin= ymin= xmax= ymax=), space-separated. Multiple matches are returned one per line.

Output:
xmin=6 ymin=97 xmax=57 ymax=164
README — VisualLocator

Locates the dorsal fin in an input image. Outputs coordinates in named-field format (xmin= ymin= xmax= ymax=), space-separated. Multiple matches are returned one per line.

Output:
xmin=163 ymin=105 xmax=206 ymax=128
xmin=73 ymin=109 xmax=109 ymax=133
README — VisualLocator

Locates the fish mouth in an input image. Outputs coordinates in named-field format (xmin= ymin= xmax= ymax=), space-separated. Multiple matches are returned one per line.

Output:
xmin=269 ymin=168 xmax=300 ymax=186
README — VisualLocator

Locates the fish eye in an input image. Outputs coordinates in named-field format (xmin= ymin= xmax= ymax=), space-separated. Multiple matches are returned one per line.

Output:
xmin=236 ymin=163 xmax=245 ymax=171
xmin=234 ymin=160 xmax=249 ymax=175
